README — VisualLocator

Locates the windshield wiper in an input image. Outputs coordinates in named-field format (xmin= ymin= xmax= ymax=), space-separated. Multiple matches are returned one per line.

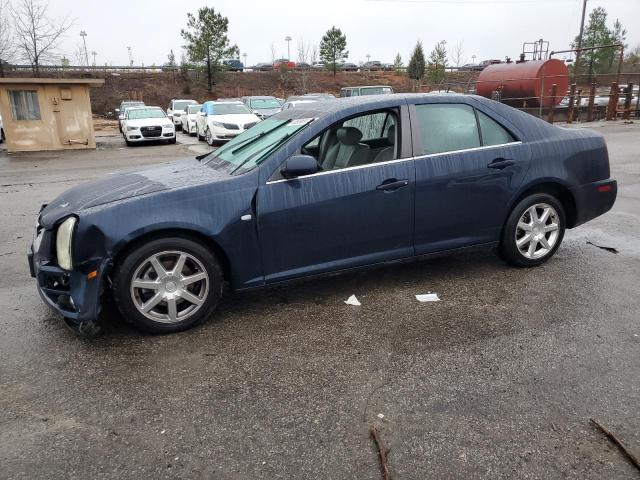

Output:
xmin=230 ymin=119 xmax=291 ymax=155
xmin=230 ymin=130 xmax=298 ymax=175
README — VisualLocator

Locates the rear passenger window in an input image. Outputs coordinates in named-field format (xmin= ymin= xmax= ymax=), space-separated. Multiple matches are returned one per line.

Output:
xmin=415 ymin=104 xmax=480 ymax=155
xmin=477 ymin=110 xmax=516 ymax=146
xmin=344 ymin=112 xmax=387 ymax=140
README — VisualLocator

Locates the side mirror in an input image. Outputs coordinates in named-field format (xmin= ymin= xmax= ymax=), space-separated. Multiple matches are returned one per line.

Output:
xmin=281 ymin=155 xmax=319 ymax=179
xmin=114 ymin=108 xmax=120 ymax=114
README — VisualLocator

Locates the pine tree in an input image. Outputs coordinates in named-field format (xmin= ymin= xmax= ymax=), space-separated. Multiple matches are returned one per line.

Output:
xmin=320 ymin=26 xmax=348 ymax=76
xmin=407 ymin=41 xmax=426 ymax=83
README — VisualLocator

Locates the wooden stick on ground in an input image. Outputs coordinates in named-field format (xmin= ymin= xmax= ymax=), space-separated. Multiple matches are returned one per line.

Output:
xmin=369 ymin=425 xmax=391 ymax=480
xmin=591 ymin=418 xmax=640 ymax=472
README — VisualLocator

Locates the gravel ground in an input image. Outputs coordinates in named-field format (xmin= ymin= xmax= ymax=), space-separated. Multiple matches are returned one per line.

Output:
xmin=0 ymin=123 xmax=639 ymax=479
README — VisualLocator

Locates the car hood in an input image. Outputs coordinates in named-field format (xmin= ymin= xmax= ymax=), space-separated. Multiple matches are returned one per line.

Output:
xmin=209 ymin=113 xmax=261 ymax=125
xmin=125 ymin=118 xmax=171 ymax=128
xmin=39 ymin=158 xmax=229 ymax=228
xmin=253 ymin=108 xmax=281 ymax=116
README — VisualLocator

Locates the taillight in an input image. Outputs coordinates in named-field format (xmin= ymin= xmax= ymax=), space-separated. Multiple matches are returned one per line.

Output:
xmin=597 ymin=185 xmax=612 ymax=193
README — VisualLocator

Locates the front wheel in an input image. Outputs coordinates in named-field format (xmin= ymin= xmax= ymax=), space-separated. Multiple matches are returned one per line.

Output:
xmin=112 ymin=237 xmax=223 ymax=333
xmin=205 ymin=127 xmax=215 ymax=146
xmin=197 ymin=125 xmax=204 ymax=141
xmin=500 ymin=193 xmax=565 ymax=267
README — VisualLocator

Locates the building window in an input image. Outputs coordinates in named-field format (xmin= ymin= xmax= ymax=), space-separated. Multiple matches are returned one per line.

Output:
xmin=8 ymin=90 xmax=42 ymax=121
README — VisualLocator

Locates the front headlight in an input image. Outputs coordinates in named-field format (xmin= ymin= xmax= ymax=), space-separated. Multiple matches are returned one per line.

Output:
xmin=163 ymin=124 xmax=173 ymax=129
xmin=127 ymin=126 xmax=138 ymax=131
xmin=56 ymin=217 xmax=76 ymax=271
xmin=209 ymin=121 xmax=224 ymax=128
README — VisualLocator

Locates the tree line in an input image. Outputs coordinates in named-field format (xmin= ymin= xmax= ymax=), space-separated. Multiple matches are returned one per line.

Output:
xmin=0 ymin=0 xmax=635 ymax=88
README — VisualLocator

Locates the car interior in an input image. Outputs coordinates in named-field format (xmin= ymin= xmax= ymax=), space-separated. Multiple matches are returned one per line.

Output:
xmin=300 ymin=109 xmax=399 ymax=172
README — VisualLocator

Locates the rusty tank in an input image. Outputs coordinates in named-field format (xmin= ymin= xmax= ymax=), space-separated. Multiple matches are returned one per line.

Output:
xmin=476 ymin=59 xmax=569 ymax=108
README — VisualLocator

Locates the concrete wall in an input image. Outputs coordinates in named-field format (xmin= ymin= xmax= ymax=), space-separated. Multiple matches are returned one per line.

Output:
xmin=0 ymin=82 xmax=98 ymax=153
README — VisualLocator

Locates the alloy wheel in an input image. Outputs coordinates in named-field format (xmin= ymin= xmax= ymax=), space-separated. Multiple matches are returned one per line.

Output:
xmin=515 ymin=203 xmax=560 ymax=260
xmin=129 ymin=250 xmax=209 ymax=324
xmin=205 ymin=128 xmax=213 ymax=146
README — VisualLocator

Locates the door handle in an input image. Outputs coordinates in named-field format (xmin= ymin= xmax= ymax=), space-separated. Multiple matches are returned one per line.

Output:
xmin=376 ymin=179 xmax=409 ymax=192
xmin=487 ymin=158 xmax=515 ymax=169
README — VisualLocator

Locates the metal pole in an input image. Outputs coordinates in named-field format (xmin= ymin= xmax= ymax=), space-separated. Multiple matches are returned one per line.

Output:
xmin=285 ymin=36 xmax=292 ymax=60
xmin=80 ymin=31 xmax=89 ymax=67
xmin=574 ymin=0 xmax=588 ymax=79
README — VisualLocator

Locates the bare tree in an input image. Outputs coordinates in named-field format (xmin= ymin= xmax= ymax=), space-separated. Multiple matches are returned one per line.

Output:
xmin=13 ymin=0 xmax=72 ymax=76
xmin=296 ymin=39 xmax=313 ymax=93
xmin=270 ymin=42 xmax=277 ymax=66
xmin=297 ymin=39 xmax=310 ymax=64
xmin=73 ymin=43 xmax=86 ymax=66
xmin=310 ymin=44 xmax=318 ymax=65
xmin=0 ymin=0 xmax=15 ymax=76
xmin=450 ymin=41 xmax=464 ymax=68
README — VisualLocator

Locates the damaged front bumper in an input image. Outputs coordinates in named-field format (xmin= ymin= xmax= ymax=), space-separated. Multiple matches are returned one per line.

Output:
xmin=29 ymin=227 xmax=109 ymax=334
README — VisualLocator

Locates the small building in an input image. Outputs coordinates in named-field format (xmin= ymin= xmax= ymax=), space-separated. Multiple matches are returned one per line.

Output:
xmin=0 ymin=77 xmax=104 ymax=153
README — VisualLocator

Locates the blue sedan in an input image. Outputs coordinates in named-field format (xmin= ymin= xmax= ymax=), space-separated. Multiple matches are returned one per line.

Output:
xmin=29 ymin=94 xmax=617 ymax=334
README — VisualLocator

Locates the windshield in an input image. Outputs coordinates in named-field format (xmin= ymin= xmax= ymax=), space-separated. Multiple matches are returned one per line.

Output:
xmin=173 ymin=100 xmax=197 ymax=111
xmin=127 ymin=108 xmax=166 ymax=120
xmin=203 ymin=117 xmax=313 ymax=175
xmin=121 ymin=102 xmax=144 ymax=109
xmin=361 ymin=87 xmax=393 ymax=95
xmin=250 ymin=99 xmax=281 ymax=109
xmin=206 ymin=103 xmax=252 ymax=115
xmin=187 ymin=105 xmax=202 ymax=114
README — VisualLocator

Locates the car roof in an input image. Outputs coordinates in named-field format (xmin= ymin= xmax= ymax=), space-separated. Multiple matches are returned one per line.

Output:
xmin=271 ymin=93 xmax=481 ymax=119
xmin=127 ymin=106 xmax=163 ymax=111
xmin=244 ymin=95 xmax=277 ymax=100
xmin=341 ymin=85 xmax=393 ymax=89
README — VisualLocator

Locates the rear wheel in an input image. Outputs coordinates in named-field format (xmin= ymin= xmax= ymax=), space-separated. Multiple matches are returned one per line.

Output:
xmin=500 ymin=193 xmax=565 ymax=267
xmin=113 ymin=237 xmax=223 ymax=333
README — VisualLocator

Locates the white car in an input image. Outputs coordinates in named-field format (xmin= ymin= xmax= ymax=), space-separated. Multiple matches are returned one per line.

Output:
xmin=181 ymin=104 xmax=202 ymax=136
xmin=122 ymin=107 xmax=176 ymax=146
xmin=195 ymin=101 xmax=261 ymax=146
xmin=167 ymin=99 xmax=198 ymax=130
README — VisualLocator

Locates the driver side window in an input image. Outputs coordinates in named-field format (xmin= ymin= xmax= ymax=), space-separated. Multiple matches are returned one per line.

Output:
xmin=301 ymin=109 xmax=399 ymax=172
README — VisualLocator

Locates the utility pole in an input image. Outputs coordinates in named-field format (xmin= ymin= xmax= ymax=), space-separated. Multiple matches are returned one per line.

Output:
xmin=574 ymin=0 xmax=588 ymax=80
xmin=127 ymin=46 xmax=133 ymax=67
xmin=80 ymin=31 xmax=89 ymax=66
xmin=91 ymin=51 xmax=97 ymax=66
xmin=285 ymin=36 xmax=292 ymax=60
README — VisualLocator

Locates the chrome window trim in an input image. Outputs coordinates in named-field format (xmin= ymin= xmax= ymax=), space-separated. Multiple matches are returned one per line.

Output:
xmin=415 ymin=140 xmax=522 ymax=159
xmin=265 ymin=141 xmax=523 ymax=185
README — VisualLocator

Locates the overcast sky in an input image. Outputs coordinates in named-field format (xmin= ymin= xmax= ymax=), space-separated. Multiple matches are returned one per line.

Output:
xmin=47 ymin=0 xmax=639 ymax=67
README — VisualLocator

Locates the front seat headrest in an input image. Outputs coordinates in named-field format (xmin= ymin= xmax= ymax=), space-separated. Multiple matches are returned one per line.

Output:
xmin=387 ymin=124 xmax=396 ymax=144
xmin=337 ymin=127 xmax=363 ymax=146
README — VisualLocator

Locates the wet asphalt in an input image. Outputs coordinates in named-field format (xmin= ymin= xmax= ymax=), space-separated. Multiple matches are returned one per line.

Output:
xmin=0 ymin=124 xmax=639 ymax=479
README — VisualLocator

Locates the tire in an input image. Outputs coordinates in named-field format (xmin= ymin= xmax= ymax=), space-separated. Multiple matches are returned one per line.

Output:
xmin=205 ymin=128 xmax=214 ymax=146
xmin=500 ymin=193 xmax=566 ymax=267
xmin=168 ymin=136 xmax=177 ymax=144
xmin=0 ymin=128 xmax=4 ymax=143
xmin=125 ymin=138 xmax=132 ymax=147
xmin=197 ymin=125 xmax=204 ymax=141
xmin=113 ymin=236 xmax=223 ymax=334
